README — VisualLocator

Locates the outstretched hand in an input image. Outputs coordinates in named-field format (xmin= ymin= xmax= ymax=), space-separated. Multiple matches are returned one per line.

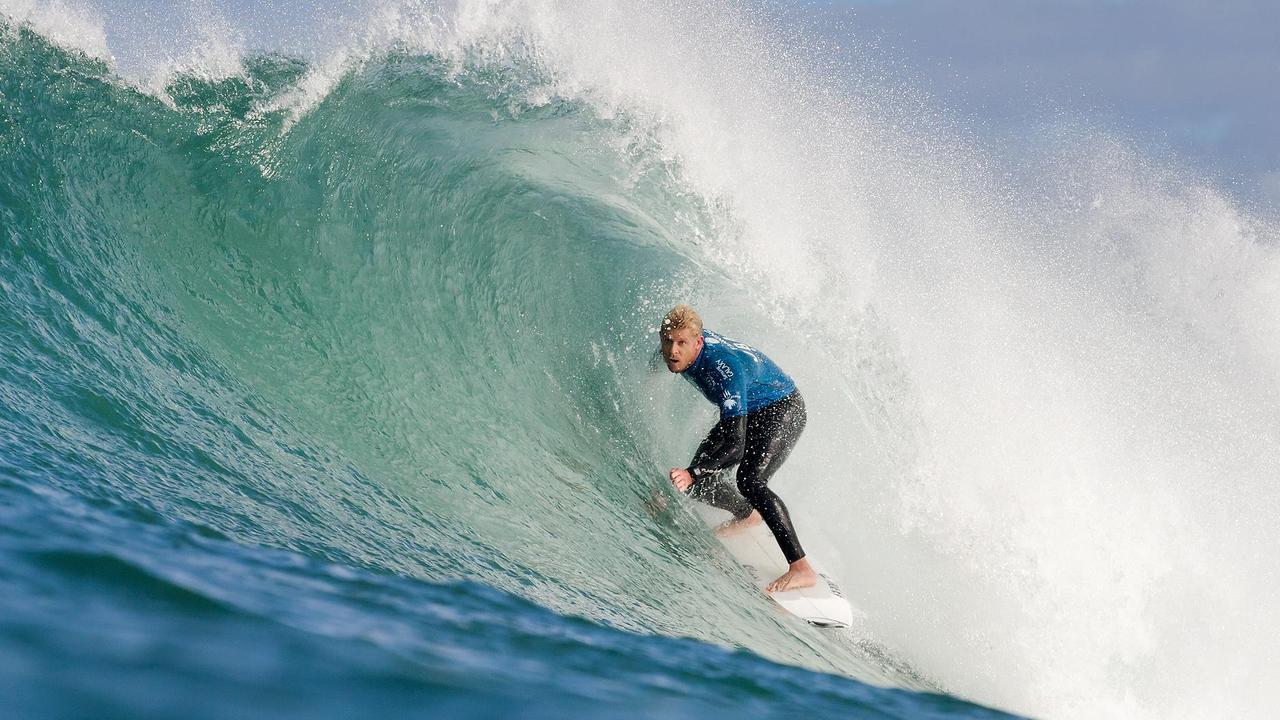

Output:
xmin=669 ymin=467 xmax=694 ymax=493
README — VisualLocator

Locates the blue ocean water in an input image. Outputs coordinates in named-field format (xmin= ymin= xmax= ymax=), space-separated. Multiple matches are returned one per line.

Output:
xmin=3 ymin=2 xmax=1278 ymax=719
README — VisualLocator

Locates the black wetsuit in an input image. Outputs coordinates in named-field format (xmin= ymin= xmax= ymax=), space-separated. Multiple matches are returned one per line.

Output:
xmin=680 ymin=330 xmax=807 ymax=563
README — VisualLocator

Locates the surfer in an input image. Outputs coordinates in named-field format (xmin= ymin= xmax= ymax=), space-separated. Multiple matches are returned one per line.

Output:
xmin=659 ymin=304 xmax=817 ymax=593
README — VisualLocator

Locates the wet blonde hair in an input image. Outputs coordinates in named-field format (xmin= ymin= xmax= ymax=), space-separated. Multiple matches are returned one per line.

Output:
xmin=661 ymin=304 xmax=703 ymax=336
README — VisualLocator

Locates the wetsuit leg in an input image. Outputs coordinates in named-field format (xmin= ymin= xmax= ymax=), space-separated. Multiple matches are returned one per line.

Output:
xmin=735 ymin=392 xmax=807 ymax=563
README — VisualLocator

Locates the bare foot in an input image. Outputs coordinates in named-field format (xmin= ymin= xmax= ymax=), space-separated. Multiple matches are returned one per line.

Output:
xmin=714 ymin=510 xmax=763 ymax=537
xmin=766 ymin=557 xmax=817 ymax=593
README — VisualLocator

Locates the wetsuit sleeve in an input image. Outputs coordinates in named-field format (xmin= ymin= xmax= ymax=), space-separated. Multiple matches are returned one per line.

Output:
xmin=686 ymin=414 xmax=747 ymax=481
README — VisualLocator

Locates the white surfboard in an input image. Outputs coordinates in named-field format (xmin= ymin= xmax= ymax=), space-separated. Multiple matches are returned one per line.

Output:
xmin=718 ymin=523 xmax=857 ymax=629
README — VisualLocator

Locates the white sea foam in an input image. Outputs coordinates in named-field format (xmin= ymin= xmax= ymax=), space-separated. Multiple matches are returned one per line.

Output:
xmin=1 ymin=0 xmax=112 ymax=63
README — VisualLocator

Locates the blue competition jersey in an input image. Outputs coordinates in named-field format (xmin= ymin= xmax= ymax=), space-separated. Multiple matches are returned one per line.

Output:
xmin=681 ymin=330 xmax=796 ymax=418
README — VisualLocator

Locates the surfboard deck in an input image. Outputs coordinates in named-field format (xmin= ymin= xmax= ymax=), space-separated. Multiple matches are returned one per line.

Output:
xmin=717 ymin=522 xmax=856 ymax=629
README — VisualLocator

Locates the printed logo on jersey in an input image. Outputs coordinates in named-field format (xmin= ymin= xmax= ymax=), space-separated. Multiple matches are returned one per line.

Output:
xmin=704 ymin=331 xmax=761 ymax=361
xmin=721 ymin=391 xmax=741 ymax=412
xmin=727 ymin=339 xmax=761 ymax=362
xmin=714 ymin=359 xmax=734 ymax=379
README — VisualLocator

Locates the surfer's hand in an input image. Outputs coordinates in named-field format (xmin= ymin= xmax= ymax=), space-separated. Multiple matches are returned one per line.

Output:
xmin=669 ymin=468 xmax=694 ymax=493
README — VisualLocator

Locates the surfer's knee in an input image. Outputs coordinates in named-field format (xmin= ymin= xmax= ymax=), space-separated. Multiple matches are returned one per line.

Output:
xmin=735 ymin=476 xmax=769 ymax=507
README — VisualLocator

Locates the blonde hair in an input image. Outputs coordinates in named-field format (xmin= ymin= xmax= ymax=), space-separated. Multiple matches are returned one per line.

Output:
xmin=661 ymin=304 xmax=703 ymax=335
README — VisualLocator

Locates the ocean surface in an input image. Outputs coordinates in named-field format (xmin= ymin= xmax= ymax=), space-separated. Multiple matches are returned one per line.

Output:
xmin=2 ymin=2 xmax=1278 ymax=719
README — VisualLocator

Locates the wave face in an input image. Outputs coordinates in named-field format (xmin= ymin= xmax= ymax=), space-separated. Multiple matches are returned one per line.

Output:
xmin=3 ymin=2 xmax=1280 ymax=719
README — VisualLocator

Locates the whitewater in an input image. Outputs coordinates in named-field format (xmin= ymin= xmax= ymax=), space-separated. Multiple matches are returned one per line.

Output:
xmin=2 ymin=1 xmax=1277 ymax=718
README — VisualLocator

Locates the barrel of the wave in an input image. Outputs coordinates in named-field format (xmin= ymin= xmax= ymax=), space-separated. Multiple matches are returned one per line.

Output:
xmin=657 ymin=305 xmax=857 ymax=628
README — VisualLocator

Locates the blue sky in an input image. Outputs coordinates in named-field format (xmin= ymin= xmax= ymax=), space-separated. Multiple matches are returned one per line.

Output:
xmin=807 ymin=0 xmax=1280 ymax=207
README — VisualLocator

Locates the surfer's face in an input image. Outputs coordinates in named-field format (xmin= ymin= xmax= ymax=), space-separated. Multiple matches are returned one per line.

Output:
xmin=660 ymin=326 xmax=702 ymax=373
